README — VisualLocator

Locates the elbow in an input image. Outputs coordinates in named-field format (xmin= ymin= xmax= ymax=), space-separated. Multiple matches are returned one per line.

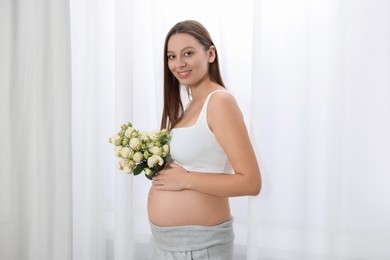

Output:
xmin=241 ymin=179 xmax=261 ymax=196
xmin=250 ymin=181 xmax=261 ymax=196
xmin=248 ymin=175 xmax=262 ymax=196
xmin=236 ymin=170 xmax=262 ymax=196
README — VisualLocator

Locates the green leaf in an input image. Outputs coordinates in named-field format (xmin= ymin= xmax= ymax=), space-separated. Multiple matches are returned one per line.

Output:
xmin=133 ymin=162 xmax=146 ymax=175
xmin=145 ymin=172 xmax=154 ymax=180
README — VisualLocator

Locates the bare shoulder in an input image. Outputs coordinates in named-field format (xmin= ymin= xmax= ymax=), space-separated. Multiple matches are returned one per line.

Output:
xmin=207 ymin=91 xmax=244 ymax=131
xmin=208 ymin=91 xmax=240 ymax=112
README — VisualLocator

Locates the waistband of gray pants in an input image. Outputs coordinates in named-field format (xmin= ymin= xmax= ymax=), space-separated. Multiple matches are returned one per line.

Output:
xmin=149 ymin=218 xmax=235 ymax=252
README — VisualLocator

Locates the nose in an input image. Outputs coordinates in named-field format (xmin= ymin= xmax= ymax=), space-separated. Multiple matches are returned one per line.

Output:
xmin=175 ymin=57 xmax=186 ymax=68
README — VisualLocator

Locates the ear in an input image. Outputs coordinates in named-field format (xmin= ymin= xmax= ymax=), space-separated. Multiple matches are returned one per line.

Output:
xmin=208 ymin=45 xmax=216 ymax=63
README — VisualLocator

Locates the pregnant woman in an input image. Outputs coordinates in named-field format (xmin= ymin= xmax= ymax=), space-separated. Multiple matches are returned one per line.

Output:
xmin=148 ymin=20 xmax=262 ymax=260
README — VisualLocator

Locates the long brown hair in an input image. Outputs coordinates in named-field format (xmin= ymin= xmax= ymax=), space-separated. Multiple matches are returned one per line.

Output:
xmin=160 ymin=20 xmax=225 ymax=130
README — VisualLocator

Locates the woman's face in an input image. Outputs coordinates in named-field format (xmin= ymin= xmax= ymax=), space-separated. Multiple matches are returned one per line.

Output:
xmin=167 ymin=33 xmax=215 ymax=87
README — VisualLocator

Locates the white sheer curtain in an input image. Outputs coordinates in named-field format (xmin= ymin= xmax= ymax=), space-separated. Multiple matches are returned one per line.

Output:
xmin=70 ymin=0 xmax=390 ymax=260
xmin=254 ymin=0 xmax=390 ymax=259
xmin=0 ymin=0 xmax=72 ymax=260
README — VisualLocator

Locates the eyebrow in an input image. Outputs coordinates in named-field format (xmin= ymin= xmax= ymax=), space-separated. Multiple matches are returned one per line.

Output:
xmin=167 ymin=46 xmax=195 ymax=54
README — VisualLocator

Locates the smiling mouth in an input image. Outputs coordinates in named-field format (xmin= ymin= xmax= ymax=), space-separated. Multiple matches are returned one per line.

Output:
xmin=177 ymin=71 xmax=191 ymax=79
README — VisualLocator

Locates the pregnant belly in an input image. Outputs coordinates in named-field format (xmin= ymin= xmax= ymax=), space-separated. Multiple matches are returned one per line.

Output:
xmin=147 ymin=186 xmax=231 ymax=227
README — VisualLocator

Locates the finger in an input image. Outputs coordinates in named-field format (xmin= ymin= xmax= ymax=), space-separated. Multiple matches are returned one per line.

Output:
xmin=152 ymin=178 xmax=163 ymax=186
xmin=169 ymin=163 xmax=188 ymax=172
xmin=157 ymin=169 xmax=165 ymax=175
xmin=169 ymin=163 xmax=183 ymax=170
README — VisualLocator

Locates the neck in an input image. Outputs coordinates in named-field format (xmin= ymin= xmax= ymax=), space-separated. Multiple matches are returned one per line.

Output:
xmin=189 ymin=77 xmax=216 ymax=101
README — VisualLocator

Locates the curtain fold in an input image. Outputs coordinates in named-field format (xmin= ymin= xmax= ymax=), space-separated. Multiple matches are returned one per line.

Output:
xmin=114 ymin=0 xmax=135 ymax=259
xmin=70 ymin=0 xmax=118 ymax=259
xmin=247 ymin=0 xmax=263 ymax=259
xmin=0 ymin=1 xmax=72 ymax=260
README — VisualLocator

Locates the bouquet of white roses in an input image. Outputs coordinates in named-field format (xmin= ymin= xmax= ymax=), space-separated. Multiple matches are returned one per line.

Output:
xmin=109 ymin=122 xmax=170 ymax=180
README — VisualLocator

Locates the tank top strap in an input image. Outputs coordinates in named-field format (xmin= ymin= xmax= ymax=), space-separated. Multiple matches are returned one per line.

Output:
xmin=197 ymin=89 xmax=229 ymax=125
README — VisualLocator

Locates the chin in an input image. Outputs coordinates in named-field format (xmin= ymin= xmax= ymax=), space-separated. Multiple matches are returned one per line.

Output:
xmin=178 ymin=79 xmax=192 ymax=86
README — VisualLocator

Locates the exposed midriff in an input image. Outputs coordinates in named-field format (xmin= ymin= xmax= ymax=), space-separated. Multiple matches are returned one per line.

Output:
xmin=147 ymin=185 xmax=231 ymax=227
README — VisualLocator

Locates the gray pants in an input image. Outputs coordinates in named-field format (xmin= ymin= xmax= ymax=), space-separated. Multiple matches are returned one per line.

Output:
xmin=149 ymin=218 xmax=235 ymax=260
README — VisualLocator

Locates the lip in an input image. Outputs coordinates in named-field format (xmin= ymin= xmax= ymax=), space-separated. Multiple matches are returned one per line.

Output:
xmin=176 ymin=70 xmax=191 ymax=79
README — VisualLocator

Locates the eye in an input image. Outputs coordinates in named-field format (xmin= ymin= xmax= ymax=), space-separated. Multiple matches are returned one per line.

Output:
xmin=167 ymin=54 xmax=176 ymax=60
xmin=184 ymin=51 xmax=193 ymax=57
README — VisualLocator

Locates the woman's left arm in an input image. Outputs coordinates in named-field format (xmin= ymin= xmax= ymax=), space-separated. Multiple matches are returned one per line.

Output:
xmin=153 ymin=92 xmax=262 ymax=197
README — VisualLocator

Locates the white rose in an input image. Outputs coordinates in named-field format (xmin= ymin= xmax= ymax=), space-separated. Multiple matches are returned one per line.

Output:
xmin=149 ymin=146 xmax=162 ymax=156
xmin=133 ymin=152 xmax=144 ymax=163
xmin=120 ymin=147 xmax=134 ymax=158
xmin=124 ymin=127 xmax=134 ymax=137
xmin=129 ymin=138 xmax=142 ymax=150
xmin=119 ymin=159 xmax=128 ymax=169
xmin=117 ymin=161 xmax=123 ymax=170
xmin=114 ymin=146 xmax=122 ymax=156
xmin=144 ymin=167 xmax=153 ymax=177
xmin=162 ymin=144 xmax=169 ymax=154
xmin=109 ymin=134 xmax=121 ymax=145
xmin=123 ymin=164 xmax=132 ymax=174
xmin=148 ymin=130 xmax=159 ymax=141
xmin=147 ymin=155 xmax=164 ymax=168
xmin=123 ymin=160 xmax=134 ymax=174
xmin=139 ymin=131 xmax=150 ymax=142
xmin=128 ymin=160 xmax=134 ymax=168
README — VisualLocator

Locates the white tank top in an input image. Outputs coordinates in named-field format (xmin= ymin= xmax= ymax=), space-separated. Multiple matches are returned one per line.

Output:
xmin=169 ymin=90 xmax=233 ymax=174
